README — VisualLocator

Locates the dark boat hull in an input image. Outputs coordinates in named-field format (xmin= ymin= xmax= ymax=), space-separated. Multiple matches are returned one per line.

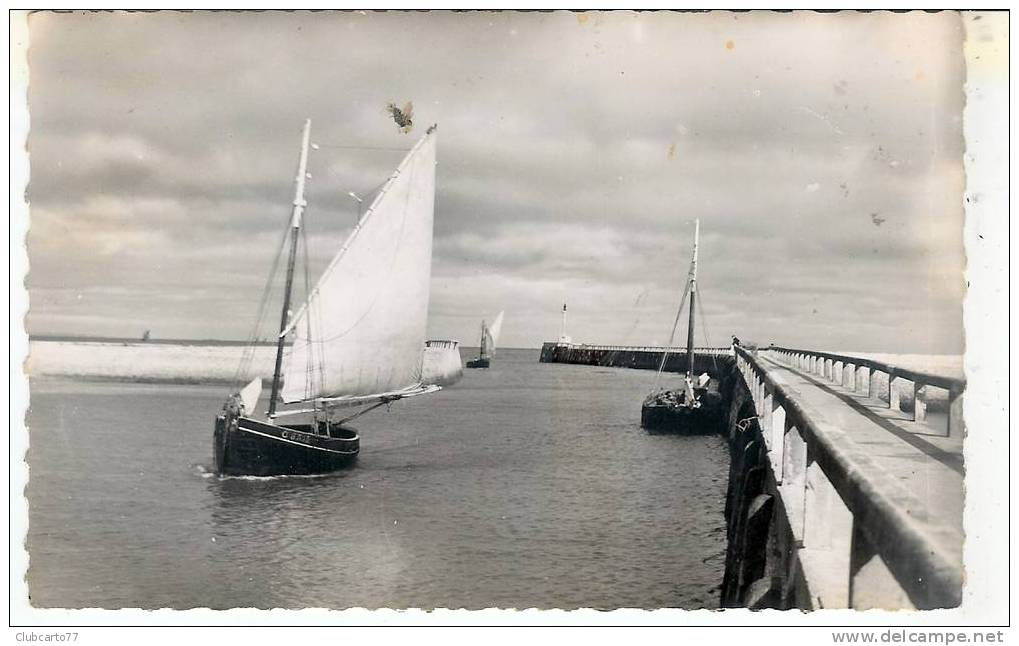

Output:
xmin=465 ymin=358 xmax=490 ymax=369
xmin=214 ymin=415 xmax=358 ymax=476
xmin=640 ymin=391 xmax=724 ymax=435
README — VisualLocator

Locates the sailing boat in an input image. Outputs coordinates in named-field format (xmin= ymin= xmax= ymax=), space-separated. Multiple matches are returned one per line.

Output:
xmin=214 ymin=119 xmax=440 ymax=476
xmin=640 ymin=220 xmax=723 ymax=434
xmin=466 ymin=311 xmax=504 ymax=369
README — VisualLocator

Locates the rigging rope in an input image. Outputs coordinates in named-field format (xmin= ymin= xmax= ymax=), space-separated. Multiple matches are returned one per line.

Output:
xmin=229 ymin=212 xmax=292 ymax=394
xmin=653 ymin=280 xmax=690 ymax=387
xmin=653 ymin=256 xmax=696 ymax=388
xmin=299 ymin=221 xmax=315 ymax=409
xmin=696 ymin=284 xmax=719 ymax=375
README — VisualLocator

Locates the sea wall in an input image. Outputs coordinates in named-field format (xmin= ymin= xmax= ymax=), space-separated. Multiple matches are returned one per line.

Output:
xmin=26 ymin=340 xmax=273 ymax=384
xmin=26 ymin=339 xmax=463 ymax=387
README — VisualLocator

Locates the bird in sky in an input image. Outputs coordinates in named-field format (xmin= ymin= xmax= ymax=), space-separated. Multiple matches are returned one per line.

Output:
xmin=387 ymin=101 xmax=413 ymax=133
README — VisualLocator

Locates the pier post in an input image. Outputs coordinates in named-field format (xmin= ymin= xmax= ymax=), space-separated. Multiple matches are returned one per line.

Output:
xmin=889 ymin=374 xmax=901 ymax=411
xmin=871 ymin=369 xmax=883 ymax=402
xmin=781 ymin=426 xmax=808 ymax=544
xmin=849 ymin=522 xmax=913 ymax=609
xmin=948 ymin=387 xmax=964 ymax=438
xmin=913 ymin=382 xmax=927 ymax=423
xmin=845 ymin=363 xmax=855 ymax=391
xmin=756 ymin=377 xmax=765 ymax=416
xmin=833 ymin=361 xmax=843 ymax=385
xmin=770 ymin=403 xmax=786 ymax=484
xmin=802 ymin=457 xmax=853 ymax=608
xmin=858 ymin=366 xmax=870 ymax=397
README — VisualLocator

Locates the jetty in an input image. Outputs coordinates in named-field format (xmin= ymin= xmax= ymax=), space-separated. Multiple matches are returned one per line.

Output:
xmin=540 ymin=342 xmax=965 ymax=610
xmin=539 ymin=342 xmax=732 ymax=374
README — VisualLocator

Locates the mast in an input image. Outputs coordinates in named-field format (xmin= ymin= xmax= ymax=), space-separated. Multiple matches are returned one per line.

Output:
xmin=269 ymin=118 xmax=312 ymax=417
xmin=685 ymin=219 xmax=700 ymax=377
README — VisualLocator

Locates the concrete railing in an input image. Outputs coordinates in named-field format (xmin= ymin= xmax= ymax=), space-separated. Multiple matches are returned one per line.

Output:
xmin=733 ymin=346 xmax=961 ymax=609
xmin=768 ymin=346 xmax=965 ymax=438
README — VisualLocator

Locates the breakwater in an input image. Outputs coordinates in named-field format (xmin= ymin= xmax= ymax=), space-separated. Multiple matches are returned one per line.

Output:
xmin=27 ymin=337 xmax=464 ymax=387
xmin=539 ymin=342 xmax=965 ymax=609
xmin=538 ymin=342 xmax=733 ymax=377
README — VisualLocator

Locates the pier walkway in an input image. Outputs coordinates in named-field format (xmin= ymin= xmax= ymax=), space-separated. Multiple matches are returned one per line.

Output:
xmin=746 ymin=349 xmax=964 ymax=609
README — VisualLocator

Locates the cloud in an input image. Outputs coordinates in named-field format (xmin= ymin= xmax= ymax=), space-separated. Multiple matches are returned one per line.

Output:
xmin=24 ymin=10 xmax=966 ymax=352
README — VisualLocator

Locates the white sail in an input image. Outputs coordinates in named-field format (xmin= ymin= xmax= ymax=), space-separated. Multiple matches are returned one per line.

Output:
xmin=239 ymin=377 xmax=262 ymax=414
xmin=485 ymin=311 xmax=505 ymax=356
xmin=280 ymin=129 xmax=437 ymax=404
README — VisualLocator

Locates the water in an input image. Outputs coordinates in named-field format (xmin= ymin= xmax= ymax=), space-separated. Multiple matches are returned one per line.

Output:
xmin=25 ymin=348 xmax=730 ymax=609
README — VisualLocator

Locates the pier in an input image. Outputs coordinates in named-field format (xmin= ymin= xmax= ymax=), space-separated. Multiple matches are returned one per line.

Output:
xmin=539 ymin=342 xmax=733 ymax=375
xmin=540 ymin=342 xmax=966 ymax=609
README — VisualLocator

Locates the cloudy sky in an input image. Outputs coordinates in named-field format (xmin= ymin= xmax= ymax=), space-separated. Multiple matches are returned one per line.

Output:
xmin=25 ymin=10 xmax=966 ymax=353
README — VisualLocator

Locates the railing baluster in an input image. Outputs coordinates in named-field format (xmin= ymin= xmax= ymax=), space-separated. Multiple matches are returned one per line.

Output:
xmin=859 ymin=365 xmax=871 ymax=397
xmin=913 ymin=381 xmax=927 ymax=423
xmin=948 ymin=387 xmax=964 ymax=438
xmin=771 ymin=403 xmax=787 ymax=483
xmin=762 ymin=388 xmax=774 ymax=449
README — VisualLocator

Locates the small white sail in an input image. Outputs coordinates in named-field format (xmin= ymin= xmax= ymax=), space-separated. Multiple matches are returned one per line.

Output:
xmin=281 ymin=129 xmax=437 ymax=404
xmin=239 ymin=377 xmax=262 ymax=414
xmin=485 ymin=310 xmax=505 ymax=357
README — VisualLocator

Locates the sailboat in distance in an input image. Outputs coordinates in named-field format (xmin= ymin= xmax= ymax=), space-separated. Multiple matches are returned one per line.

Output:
xmin=214 ymin=119 xmax=440 ymax=476
xmin=466 ymin=311 xmax=504 ymax=369
xmin=640 ymin=220 xmax=723 ymax=434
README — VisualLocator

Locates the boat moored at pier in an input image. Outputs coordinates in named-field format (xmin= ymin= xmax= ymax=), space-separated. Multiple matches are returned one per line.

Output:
xmin=640 ymin=219 xmax=723 ymax=434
